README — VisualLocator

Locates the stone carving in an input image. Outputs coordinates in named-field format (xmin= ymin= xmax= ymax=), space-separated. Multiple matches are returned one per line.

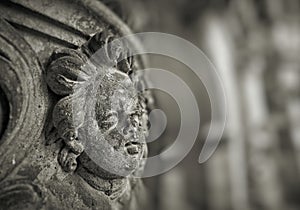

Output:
xmin=0 ymin=179 xmax=46 ymax=209
xmin=0 ymin=17 xmax=48 ymax=209
xmin=0 ymin=0 xmax=151 ymax=209
xmin=45 ymin=30 xmax=148 ymax=192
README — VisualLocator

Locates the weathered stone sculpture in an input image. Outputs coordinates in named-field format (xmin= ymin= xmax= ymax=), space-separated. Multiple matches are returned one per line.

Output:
xmin=0 ymin=0 xmax=150 ymax=209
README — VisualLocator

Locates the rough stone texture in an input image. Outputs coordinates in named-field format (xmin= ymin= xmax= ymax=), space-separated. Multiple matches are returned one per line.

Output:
xmin=0 ymin=0 xmax=150 ymax=209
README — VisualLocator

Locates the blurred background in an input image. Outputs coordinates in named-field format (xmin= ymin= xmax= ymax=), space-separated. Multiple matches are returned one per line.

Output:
xmin=107 ymin=0 xmax=300 ymax=209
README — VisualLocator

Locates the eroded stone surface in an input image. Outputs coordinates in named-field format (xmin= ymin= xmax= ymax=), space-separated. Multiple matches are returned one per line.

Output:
xmin=0 ymin=1 xmax=151 ymax=209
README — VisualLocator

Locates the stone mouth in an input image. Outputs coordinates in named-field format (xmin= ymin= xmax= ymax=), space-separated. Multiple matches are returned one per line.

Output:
xmin=125 ymin=141 xmax=141 ymax=155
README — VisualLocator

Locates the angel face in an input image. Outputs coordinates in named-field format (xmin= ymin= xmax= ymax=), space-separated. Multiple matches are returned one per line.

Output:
xmin=79 ymin=68 xmax=147 ymax=179
xmin=46 ymin=38 xmax=149 ymax=179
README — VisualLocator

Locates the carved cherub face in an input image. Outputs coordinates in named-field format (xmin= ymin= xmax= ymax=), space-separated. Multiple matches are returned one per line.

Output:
xmin=46 ymin=33 xmax=149 ymax=178
xmin=78 ymin=68 xmax=147 ymax=178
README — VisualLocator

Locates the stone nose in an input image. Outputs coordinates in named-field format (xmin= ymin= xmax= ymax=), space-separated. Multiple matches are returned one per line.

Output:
xmin=120 ymin=114 xmax=139 ymax=137
xmin=122 ymin=123 xmax=138 ymax=139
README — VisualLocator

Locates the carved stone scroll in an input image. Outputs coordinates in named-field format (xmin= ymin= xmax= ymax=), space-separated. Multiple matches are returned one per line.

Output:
xmin=0 ymin=17 xmax=48 ymax=209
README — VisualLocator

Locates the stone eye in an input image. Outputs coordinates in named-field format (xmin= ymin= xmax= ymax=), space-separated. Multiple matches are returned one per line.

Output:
xmin=130 ymin=114 xmax=140 ymax=128
xmin=101 ymin=112 xmax=118 ymax=131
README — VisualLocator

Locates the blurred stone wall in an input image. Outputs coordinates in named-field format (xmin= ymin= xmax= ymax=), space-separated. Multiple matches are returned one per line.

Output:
xmin=120 ymin=0 xmax=300 ymax=210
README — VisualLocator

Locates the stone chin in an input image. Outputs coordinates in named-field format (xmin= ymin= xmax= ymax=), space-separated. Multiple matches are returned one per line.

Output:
xmin=78 ymin=144 xmax=146 ymax=180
